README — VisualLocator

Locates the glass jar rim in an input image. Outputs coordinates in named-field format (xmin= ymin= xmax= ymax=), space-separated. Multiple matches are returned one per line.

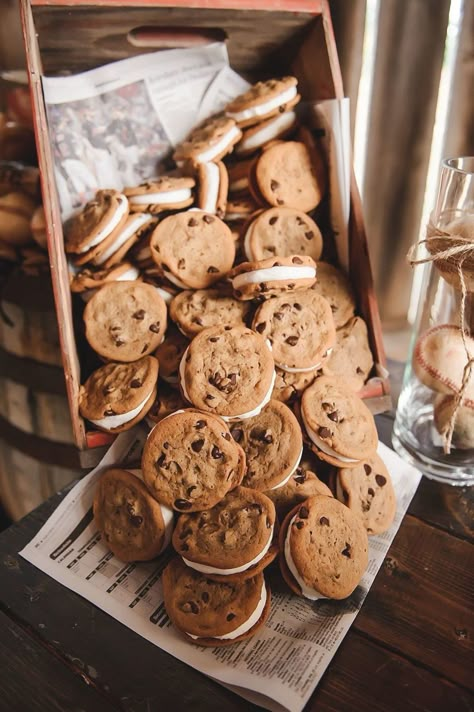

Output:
xmin=442 ymin=156 xmax=474 ymax=175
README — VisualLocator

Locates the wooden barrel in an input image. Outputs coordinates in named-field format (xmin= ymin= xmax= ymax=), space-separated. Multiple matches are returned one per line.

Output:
xmin=0 ymin=268 xmax=83 ymax=520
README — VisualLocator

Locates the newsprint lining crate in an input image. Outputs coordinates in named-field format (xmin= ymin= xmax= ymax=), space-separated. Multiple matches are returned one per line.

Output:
xmin=21 ymin=0 xmax=391 ymax=466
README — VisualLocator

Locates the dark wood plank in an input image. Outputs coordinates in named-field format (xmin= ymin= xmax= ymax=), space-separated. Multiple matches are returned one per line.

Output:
xmin=308 ymin=632 xmax=473 ymax=712
xmin=354 ymin=515 xmax=474 ymax=691
xmin=0 ymin=608 xmax=118 ymax=712
xmin=408 ymin=478 xmax=474 ymax=541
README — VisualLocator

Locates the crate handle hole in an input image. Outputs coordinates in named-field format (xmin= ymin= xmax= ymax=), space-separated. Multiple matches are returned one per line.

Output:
xmin=127 ymin=26 xmax=227 ymax=49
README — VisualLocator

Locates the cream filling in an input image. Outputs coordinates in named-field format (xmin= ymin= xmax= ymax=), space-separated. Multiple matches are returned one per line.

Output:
xmin=187 ymin=580 xmax=267 ymax=640
xmin=163 ymin=270 xmax=188 ymax=289
xmin=225 ymin=211 xmax=249 ymax=222
xmin=154 ymin=286 xmax=175 ymax=304
xmin=227 ymin=85 xmax=297 ymax=122
xmin=161 ymin=373 xmax=179 ymax=385
xmin=229 ymin=176 xmax=249 ymax=193
xmin=79 ymin=194 xmax=129 ymax=253
xmin=135 ymin=245 xmax=152 ymax=262
xmin=232 ymin=265 xmax=316 ymax=290
xmin=129 ymin=188 xmax=191 ymax=205
xmin=301 ymin=409 xmax=359 ymax=464
xmin=195 ymin=125 xmax=241 ymax=163
xmin=126 ymin=468 xmax=174 ymax=552
xmin=116 ymin=266 xmax=141 ymax=281
xmin=179 ymin=345 xmax=276 ymax=421
xmin=284 ymin=515 xmax=325 ymax=600
xmin=182 ymin=524 xmax=274 ymax=575
xmin=95 ymin=213 xmax=151 ymax=265
xmin=89 ymin=390 xmax=153 ymax=430
xmin=270 ymin=445 xmax=303 ymax=490
xmin=278 ymin=349 xmax=332 ymax=374
xmin=236 ymin=111 xmax=296 ymax=154
xmin=243 ymin=223 xmax=255 ymax=260
xmin=201 ymin=162 xmax=220 ymax=213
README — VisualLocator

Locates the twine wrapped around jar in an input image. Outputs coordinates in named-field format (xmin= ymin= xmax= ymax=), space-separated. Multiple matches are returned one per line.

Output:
xmin=407 ymin=217 xmax=474 ymax=454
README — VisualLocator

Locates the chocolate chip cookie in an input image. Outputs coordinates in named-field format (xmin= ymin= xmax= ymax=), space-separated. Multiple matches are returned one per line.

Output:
xmin=323 ymin=316 xmax=374 ymax=391
xmin=243 ymin=206 xmax=323 ymax=262
xmin=169 ymin=288 xmax=250 ymax=338
xmin=265 ymin=465 xmax=333 ymax=522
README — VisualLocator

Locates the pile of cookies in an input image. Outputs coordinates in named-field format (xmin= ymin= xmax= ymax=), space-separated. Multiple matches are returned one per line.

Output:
xmin=65 ymin=76 xmax=396 ymax=645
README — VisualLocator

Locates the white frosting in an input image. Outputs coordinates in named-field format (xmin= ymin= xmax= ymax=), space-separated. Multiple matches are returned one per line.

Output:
xmin=116 ymin=266 xmax=141 ymax=281
xmin=301 ymin=409 xmax=359 ymax=464
xmin=243 ymin=223 xmax=255 ymax=260
xmin=187 ymin=580 xmax=267 ymax=640
xmin=95 ymin=213 xmax=151 ymax=265
xmin=129 ymin=188 xmax=191 ymax=205
xmin=162 ymin=270 xmax=188 ymax=289
xmin=179 ymin=344 xmax=276 ymax=421
xmin=79 ymin=194 xmax=129 ymax=253
xmin=89 ymin=390 xmax=153 ymax=430
xmin=278 ymin=362 xmax=321 ymax=374
xmin=154 ymin=286 xmax=174 ymax=304
xmin=126 ymin=468 xmax=174 ymax=552
xmin=227 ymin=85 xmax=297 ymax=122
xmin=201 ymin=162 xmax=220 ymax=213
xmin=270 ymin=445 xmax=303 ymax=490
xmin=195 ymin=125 xmax=241 ymax=163
xmin=182 ymin=524 xmax=274 ymax=575
xmin=232 ymin=265 xmax=316 ymax=290
xmin=284 ymin=514 xmax=325 ymax=600
xmin=224 ymin=211 xmax=249 ymax=222
xmin=236 ymin=111 xmax=296 ymax=154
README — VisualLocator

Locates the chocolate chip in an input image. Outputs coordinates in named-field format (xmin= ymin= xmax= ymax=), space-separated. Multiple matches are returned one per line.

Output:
xmin=201 ymin=591 xmax=210 ymax=603
xmin=161 ymin=263 xmax=170 ymax=272
xmin=230 ymin=427 xmax=243 ymax=442
xmin=269 ymin=216 xmax=278 ymax=225
xmin=255 ymin=322 xmax=266 ymax=333
xmin=115 ymin=338 xmax=126 ymax=346
xmin=229 ymin=373 xmax=237 ymax=385
xmin=209 ymin=336 xmax=219 ymax=342
xmin=274 ymin=311 xmax=283 ymax=320
xmin=104 ymin=408 xmax=116 ymax=416
xmin=356 ymin=366 xmax=364 ymax=374
xmin=192 ymin=316 xmax=204 ymax=326
xmin=188 ymin=218 xmax=198 ymax=227
xmin=181 ymin=542 xmax=189 ymax=551
xmin=270 ymin=180 xmax=279 ymax=190
xmin=141 ymin=343 xmax=149 ymax=353
xmin=318 ymin=426 xmax=332 ymax=438
xmin=133 ymin=309 xmax=145 ymax=320
xmin=328 ymin=411 xmax=339 ymax=422
xmin=262 ymin=430 xmax=273 ymax=444
xmin=103 ymin=384 xmax=115 ymax=395
xmin=177 ymin=258 xmax=185 ymax=270
xmin=195 ymin=420 xmax=206 ymax=429
xmin=294 ymin=468 xmax=306 ymax=484
xmin=296 ymin=217 xmax=305 ymax=225
xmin=292 ymin=256 xmax=303 ymax=264
xmin=191 ymin=439 xmax=205 ymax=452
xmin=203 ymin=215 xmax=215 ymax=224
xmin=156 ymin=453 xmax=167 ymax=467
xmin=368 ymin=488 xmax=375 ymax=496
xmin=375 ymin=474 xmax=387 ymax=487
xmin=130 ymin=378 xmax=142 ymax=388
xmin=285 ymin=335 xmax=299 ymax=346
xmin=207 ymin=265 xmax=219 ymax=273
xmin=163 ymin=442 xmax=169 ymax=449
xmin=149 ymin=322 xmax=161 ymax=333
xmin=322 ymin=402 xmax=332 ymax=411
xmin=190 ymin=601 xmax=199 ymax=614
xmin=259 ymin=282 xmax=268 ymax=292
xmin=273 ymin=261 xmax=282 ymax=267
xmin=299 ymin=506 xmax=309 ymax=519
xmin=288 ymin=283 xmax=295 ymax=289
xmin=305 ymin=231 xmax=314 ymax=240
xmin=130 ymin=515 xmax=143 ymax=527
xmin=211 ymin=445 xmax=223 ymax=459
xmin=222 ymin=432 xmax=231 ymax=441
xmin=295 ymin=521 xmax=304 ymax=529
xmin=205 ymin=393 xmax=215 ymax=400
xmin=319 ymin=517 xmax=330 ymax=526
xmin=341 ymin=543 xmax=351 ymax=558
xmin=294 ymin=303 xmax=302 ymax=311
xmin=226 ymin=613 xmax=236 ymax=621
xmin=174 ymin=499 xmax=192 ymax=510
xmin=276 ymin=198 xmax=284 ymax=205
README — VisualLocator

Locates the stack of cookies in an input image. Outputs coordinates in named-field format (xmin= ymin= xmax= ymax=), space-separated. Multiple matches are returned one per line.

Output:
xmin=65 ymin=75 xmax=397 ymax=646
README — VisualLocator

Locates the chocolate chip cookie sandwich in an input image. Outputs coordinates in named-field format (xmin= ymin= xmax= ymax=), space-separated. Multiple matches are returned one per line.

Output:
xmin=195 ymin=161 xmax=228 ymax=217
xmin=225 ymin=76 xmax=300 ymax=128
xmin=300 ymin=376 xmax=378 ymax=467
xmin=334 ymin=453 xmax=396 ymax=535
xmin=79 ymin=356 xmax=158 ymax=433
xmin=179 ymin=325 xmax=275 ymax=421
xmin=64 ymin=189 xmax=129 ymax=265
xmin=92 ymin=212 xmax=154 ymax=268
xmin=94 ymin=467 xmax=174 ymax=562
xmin=150 ymin=211 xmax=235 ymax=289
xmin=265 ymin=464 xmax=332 ymax=522
xmin=243 ymin=206 xmax=323 ymax=262
xmin=323 ymin=316 xmax=374 ymax=391
xmin=279 ymin=495 xmax=368 ymax=599
xmin=172 ymin=486 xmax=277 ymax=581
xmin=230 ymin=255 xmax=317 ymax=300
xmin=154 ymin=325 xmax=189 ymax=386
xmin=83 ymin=281 xmax=167 ymax=362
xmin=70 ymin=261 xmax=141 ymax=295
xmin=124 ymin=176 xmax=195 ymax=213
xmin=312 ymin=262 xmax=356 ymax=328
xmin=252 ymin=290 xmax=335 ymax=372
xmin=271 ymin=367 xmax=318 ymax=404
xmin=141 ymin=408 xmax=244 ymax=512
xmin=235 ymin=110 xmax=297 ymax=156
xmin=174 ymin=116 xmax=242 ymax=165
xmin=232 ymin=399 xmax=304 ymax=491
xmin=162 ymin=558 xmax=270 ymax=646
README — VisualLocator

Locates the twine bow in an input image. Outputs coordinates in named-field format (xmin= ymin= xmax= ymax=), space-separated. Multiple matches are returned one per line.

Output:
xmin=407 ymin=218 xmax=474 ymax=454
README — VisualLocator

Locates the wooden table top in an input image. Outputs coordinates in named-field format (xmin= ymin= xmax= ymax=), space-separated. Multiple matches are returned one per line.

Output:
xmin=0 ymin=412 xmax=472 ymax=712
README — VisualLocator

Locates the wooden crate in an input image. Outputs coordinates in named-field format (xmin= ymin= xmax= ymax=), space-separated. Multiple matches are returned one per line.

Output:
xmin=20 ymin=0 xmax=390 ymax=462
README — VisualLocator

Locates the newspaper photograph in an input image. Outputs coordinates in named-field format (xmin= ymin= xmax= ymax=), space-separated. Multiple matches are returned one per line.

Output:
xmin=20 ymin=431 xmax=421 ymax=712
xmin=42 ymin=43 xmax=249 ymax=218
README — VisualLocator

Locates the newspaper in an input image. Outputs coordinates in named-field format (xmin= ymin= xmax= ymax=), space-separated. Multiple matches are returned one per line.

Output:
xmin=41 ymin=44 xmax=249 ymax=218
xmin=20 ymin=432 xmax=421 ymax=712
